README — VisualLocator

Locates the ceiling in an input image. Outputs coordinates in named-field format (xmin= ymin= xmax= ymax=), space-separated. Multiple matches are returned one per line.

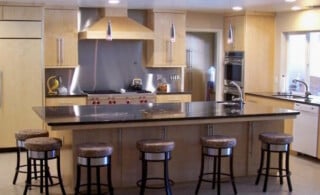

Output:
xmin=3 ymin=0 xmax=320 ymax=12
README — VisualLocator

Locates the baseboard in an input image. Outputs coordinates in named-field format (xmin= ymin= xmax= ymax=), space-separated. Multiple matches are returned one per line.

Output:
xmin=0 ymin=147 xmax=25 ymax=153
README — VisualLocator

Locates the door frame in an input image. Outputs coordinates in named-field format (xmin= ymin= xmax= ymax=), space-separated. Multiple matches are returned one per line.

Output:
xmin=185 ymin=28 xmax=224 ymax=101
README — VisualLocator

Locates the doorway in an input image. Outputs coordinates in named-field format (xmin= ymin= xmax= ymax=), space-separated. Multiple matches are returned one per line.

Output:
xmin=185 ymin=32 xmax=218 ymax=101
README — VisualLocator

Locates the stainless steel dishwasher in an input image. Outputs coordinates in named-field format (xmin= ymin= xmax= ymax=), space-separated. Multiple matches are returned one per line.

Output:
xmin=292 ymin=103 xmax=319 ymax=157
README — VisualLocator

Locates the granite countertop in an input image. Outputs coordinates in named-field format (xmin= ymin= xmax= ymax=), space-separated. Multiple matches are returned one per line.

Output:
xmin=33 ymin=101 xmax=299 ymax=127
xmin=246 ymin=92 xmax=320 ymax=106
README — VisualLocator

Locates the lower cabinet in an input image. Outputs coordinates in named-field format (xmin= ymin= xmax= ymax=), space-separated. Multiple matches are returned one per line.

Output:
xmin=45 ymin=97 xmax=86 ymax=146
xmin=245 ymin=95 xmax=294 ymax=135
xmin=156 ymin=94 xmax=191 ymax=103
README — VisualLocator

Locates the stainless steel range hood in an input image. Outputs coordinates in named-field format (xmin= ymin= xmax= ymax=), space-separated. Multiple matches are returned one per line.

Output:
xmin=79 ymin=8 xmax=154 ymax=40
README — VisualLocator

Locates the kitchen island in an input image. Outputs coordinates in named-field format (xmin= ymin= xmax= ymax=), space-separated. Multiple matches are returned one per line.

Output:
xmin=33 ymin=101 xmax=299 ymax=188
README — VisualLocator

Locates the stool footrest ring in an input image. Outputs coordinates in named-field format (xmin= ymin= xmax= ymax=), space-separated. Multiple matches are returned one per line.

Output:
xmin=136 ymin=177 xmax=175 ymax=189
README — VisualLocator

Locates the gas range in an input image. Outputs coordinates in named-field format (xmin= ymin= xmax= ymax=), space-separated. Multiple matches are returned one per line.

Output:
xmin=84 ymin=90 xmax=156 ymax=105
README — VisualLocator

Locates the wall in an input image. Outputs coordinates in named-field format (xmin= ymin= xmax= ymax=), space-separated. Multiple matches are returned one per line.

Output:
xmin=275 ymin=9 xmax=320 ymax=91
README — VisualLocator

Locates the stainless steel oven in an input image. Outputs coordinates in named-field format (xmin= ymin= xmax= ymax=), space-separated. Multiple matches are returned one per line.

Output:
xmin=224 ymin=51 xmax=244 ymax=87
xmin=224 ymin=85 xmax=240 ymax=101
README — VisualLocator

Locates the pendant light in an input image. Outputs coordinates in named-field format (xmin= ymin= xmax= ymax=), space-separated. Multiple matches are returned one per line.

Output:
xmin=106 ymin=20 xmax=112 ymax=41
xmin=227 ymin=24 xmax=234 ymax=44
xmin=170 ymin=23 xmax=176 ymax=43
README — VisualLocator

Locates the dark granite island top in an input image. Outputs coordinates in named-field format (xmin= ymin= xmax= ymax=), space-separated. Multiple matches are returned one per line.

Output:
xmin=33 ymin=101 xmax=299 ymax=130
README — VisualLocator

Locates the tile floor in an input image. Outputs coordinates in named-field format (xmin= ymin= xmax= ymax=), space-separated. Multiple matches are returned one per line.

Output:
xmin=1 ymin=151 xmax=320 ymax=195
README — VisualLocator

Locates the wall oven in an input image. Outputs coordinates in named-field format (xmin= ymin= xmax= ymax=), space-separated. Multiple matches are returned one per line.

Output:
xmin=224 ymin=51 xmax=244 ymax=87
xmin=223 ymin=51 xmax=244 ymax=101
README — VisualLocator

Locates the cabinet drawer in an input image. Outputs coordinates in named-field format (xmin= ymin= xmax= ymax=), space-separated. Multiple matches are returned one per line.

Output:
xmin=46 ymin=97 xmax=86 ymax=106
xmin=156 ymin=94 xmax=191 ymax=103
xmin=0 ymin=21 xmax=42 ymax=38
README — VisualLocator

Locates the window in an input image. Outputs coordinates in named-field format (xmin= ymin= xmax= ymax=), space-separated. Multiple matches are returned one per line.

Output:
xmin=285 ymin=32 xmax=320 ymax=96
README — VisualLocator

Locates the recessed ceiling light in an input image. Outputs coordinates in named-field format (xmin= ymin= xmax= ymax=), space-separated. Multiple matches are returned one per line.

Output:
xmin=291 ymin=6 xmax=301 ymax=11
xmin=285 ymin=0 xmax=296 ymax=2
xmin=232 ymin=6 xmax=243 ymax=11
xmin=108 ymin=0 xmax=120 ymax=4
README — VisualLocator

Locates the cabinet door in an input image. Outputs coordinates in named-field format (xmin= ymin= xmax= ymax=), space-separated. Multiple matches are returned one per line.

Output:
xmin=146 ymin=11 xmax=186 ymax=67
xmin=0 ymin=39 xmax=43 ymax=147
xmin=45 ymin=97 xmax=86 ymax=146
xmin=2 ymin=6 xmax=42 ymax=21
xmin=224 ymin=16 xmax=245 ymax=51
xmin=44 ymin=9 xmax=78 ymax=67
xmin=245 ymin=95 xmax=294 ymax=135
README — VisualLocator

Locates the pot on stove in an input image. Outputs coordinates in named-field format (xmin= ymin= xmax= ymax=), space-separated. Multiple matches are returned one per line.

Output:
xmin=130 ymin=78 xmax=143 ymax=90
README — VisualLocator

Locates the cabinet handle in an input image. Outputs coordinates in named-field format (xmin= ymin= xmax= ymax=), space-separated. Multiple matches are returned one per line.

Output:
xmin=0 ymin=71 xmax=2 ymax=108
xmin=56 ymin=38 xmax=60 ymax=64
xmin=60 ymin=38 xmax=64 ymax=65
xmin=167 ymin=40 xmax=173 ymax=63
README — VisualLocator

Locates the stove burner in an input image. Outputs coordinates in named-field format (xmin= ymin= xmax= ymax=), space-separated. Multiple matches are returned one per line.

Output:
xmin=125 ymin=89 xmax=151 ymax=93
xmin=83 ymin=90 xmax=121 ymax=94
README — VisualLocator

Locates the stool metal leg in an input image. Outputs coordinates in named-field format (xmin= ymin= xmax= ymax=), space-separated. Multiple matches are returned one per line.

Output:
xmin=23 ymin=154 xmax=31 ymax=195
xmin=87 ymin=158 xmax=91 ymax=195
xmin=75 ymin=164 xmax=81 ymax=195
xmin=45 ymin=154 xmax=50 ymax=195
xmin=57 ymin=156 xmax=66 ymax=195
xmin=107 ymin=156 xmax=114 ymax=195
xmin=164 ymin=152 xmax=172 ymax=195
xmin=255 ymin=148 xmax=265 ymax=185
xmin=286 ymin=146 xmax=293 ymax=192
xmin=40 ymin=160 xmax=44 ymax=193
xmin=279 ymin=152 xmax=283 ymax=185
xmin=212 ymin=156 xmax=217 ymax=189
xmin=263 ymin=146 xmax=271 ymax=192
xmin=96 ymin=167 xmax=101 ymax=195
xmin=140 ymin=153 xmax=147 ymax=195
xmin=217 ymin=149 xmax=221 ymax=195
xmin=230 ymin=149 xmax=237 ymax=194
xmin=13 ymin=146 xmax=21 ymax=184
xmin=195 ymin=149 xmax=205 ymax=195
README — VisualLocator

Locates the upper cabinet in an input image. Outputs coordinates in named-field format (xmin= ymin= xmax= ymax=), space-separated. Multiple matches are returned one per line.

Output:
xmin=145 ymin=10 xmax=186 ymax=68
xmin=1 ymin=6 xmax=42 ymax=21
xmin=44 ymin=8 xmax=78 ymax=67
xmin=224 ymin=13 xmax=275 ymax=93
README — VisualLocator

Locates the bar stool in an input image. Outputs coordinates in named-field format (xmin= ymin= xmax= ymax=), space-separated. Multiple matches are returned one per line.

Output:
xmin=136 ymin=139 xmax=175 ymax=195
xmin=195 ymin=135 xmax=237 ymax=195
xmin=23 ymin=137 xmax=66 ymax=195
xmin=75 ymin=143 xmax=114 ymax=195
xmin=13 ymin=129 xmax=49 ymax=184
xmin=255 ymin=132 xmax=293 ymax=192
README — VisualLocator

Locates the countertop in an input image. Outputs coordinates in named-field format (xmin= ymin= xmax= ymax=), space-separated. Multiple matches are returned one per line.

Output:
xmin=33 ymin=101 xmax=298 ymax=127
xmin=246 ymin=92 xmax=320 ymax=106
xmin=45 ymin=91 xmax=192 ymax=98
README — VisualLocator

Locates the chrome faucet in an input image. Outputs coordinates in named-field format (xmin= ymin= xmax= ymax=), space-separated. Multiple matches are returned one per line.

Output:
xmin=292 ymin=79 xmax=311 ymax=99
xmin=230 ymin=81 xmax=244 ymax=104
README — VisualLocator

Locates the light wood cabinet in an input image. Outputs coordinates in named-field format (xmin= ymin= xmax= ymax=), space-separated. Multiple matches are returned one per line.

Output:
xmin=0 ymin=39 xmax=43 ymax=148
xmin=156 ymin=94 xmax=191 ymax=103
xmin=44 ymin=8 xmax=78 ymax=67
xmin=245 ymin=94 xmax=294 ymax=135
xmin=224 ymin=13 xmax=275 ymax=93
xmin=146 ymin=10 xmax=186 ymax=67
xmin=2 ymin=6 xmax=42 ymax=21
xmin=45 ymin=97 xmax=86 ymax=146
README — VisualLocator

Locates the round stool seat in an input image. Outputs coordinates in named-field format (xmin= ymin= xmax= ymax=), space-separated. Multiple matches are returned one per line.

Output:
xmin=77 ymin=143 xmax=113 ymax=158
xmin=137 ymin=139 xmax=175 ymax=153
xmin=25 ymin=137 xmax=62 ymax=152
xmin=15 ymin=129 xmax=49 ymax=143
xmin=201 ymin=135 xmax=237 ymax=148
xmin=259 ymin=132 xmax=293 ymax=145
